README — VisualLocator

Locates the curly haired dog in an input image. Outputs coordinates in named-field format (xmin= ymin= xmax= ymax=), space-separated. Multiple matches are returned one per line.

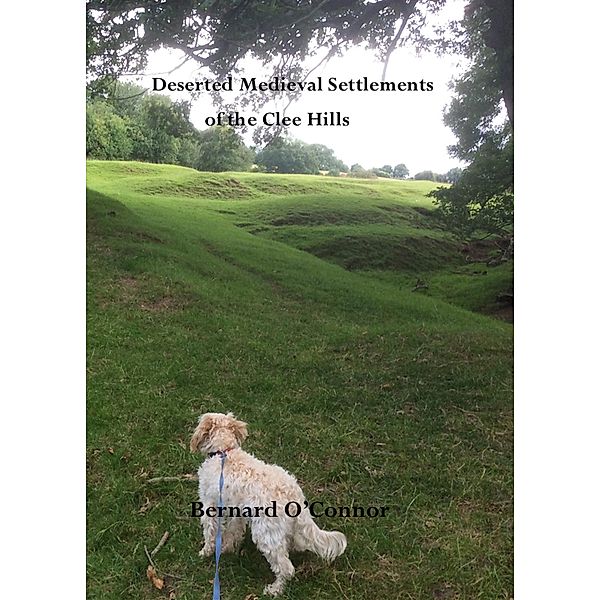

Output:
xmin=190 ymin=412 xmax=347 ymax=597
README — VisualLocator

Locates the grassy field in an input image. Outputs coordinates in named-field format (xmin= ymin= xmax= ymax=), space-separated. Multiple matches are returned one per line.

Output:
xmin=87 ymin=161 xmax=513 ymax=599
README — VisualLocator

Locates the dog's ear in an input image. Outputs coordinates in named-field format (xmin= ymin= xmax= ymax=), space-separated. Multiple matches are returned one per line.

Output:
xmin=190 ymin=414 xmax=213 ymax=452
xmin=229 ymin=414 xmax=248 ymax=445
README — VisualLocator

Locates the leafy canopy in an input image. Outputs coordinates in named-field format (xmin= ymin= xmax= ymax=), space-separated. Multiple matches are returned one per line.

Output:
xmin=429 ymin=1 xmax=513 ymax=237
xmin=255 ymin=138 xmax=346 ymax=174
xmin=86 ymin=82 xmax=253 ymax=170
xmin=195 ymin=126 xmax=254 ymax=172
xmin=431 ymin=138 xmax=513 ymax=236
xmin=87 ymin=0 xmax=449 ymax=93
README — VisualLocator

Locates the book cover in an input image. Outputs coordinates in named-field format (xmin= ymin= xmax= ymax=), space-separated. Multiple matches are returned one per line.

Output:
xmin=86 ymin=1 xmax=514 ymax=598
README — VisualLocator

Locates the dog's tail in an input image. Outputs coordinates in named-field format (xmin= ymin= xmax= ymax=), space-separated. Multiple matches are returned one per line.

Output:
xmin=293 ymin=510 xmax=347 ymax=562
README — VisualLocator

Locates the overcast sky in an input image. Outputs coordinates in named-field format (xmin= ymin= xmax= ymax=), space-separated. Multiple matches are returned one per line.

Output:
xmin=124 ymin=0 xmax=467 ymax=175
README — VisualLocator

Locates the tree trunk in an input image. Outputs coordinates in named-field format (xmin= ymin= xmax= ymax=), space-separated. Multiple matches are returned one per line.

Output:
xmin=481 ymin=0 xmax=514 ymax=127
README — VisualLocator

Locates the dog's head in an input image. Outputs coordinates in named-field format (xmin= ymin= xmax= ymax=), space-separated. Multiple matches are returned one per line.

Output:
xmin=190 ymin=412 xmax=248 ymax=454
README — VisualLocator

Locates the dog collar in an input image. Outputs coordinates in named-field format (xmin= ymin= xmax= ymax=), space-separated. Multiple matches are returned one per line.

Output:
xmin=208 ymin=448 xmax=234 ymax=458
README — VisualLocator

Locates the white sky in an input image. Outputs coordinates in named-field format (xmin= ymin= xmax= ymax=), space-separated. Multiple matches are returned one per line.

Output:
xmin=124 ymin=0 xmax=467 ymax=175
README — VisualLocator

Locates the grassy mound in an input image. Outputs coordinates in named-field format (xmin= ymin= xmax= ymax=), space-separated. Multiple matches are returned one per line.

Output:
xmin=87 ymin=161 xmax=513 ymax=599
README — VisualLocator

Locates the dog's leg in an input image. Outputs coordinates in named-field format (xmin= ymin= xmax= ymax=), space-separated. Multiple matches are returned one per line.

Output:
xmin=221 ymin=517 xmax=246 ymax=553
xmin=251 ymin=523 xmax=295 ymax=597
xmin=260 ymin=548 xmax=295 ymax=597
xmin=199 ymin=513 xmax=218 ymax=557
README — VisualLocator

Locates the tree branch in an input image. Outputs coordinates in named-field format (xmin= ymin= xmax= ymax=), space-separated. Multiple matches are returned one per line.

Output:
xmin=382 ymin=0 xmax=418 ymax=80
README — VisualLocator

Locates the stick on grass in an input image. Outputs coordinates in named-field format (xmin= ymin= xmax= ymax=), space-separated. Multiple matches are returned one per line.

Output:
xmin=151 ymin=531 xmax=170 ymax=558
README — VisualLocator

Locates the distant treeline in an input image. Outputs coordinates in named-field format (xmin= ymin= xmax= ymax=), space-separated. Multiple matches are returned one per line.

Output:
xmin=87 ymin=82 xmax=253 ymax=171
xmin=351 ymin=165 xmax=462 ymax=183
xmin=87 ymin=83 xmax=351 ymax=174
xmin=86 ymin=82 xmax=456 ymax=180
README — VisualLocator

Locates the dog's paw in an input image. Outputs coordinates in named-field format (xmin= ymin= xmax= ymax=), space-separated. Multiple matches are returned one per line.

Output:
xmin=263 ymin=582 xmax=284 ymax=597
xmin=199 ymin=545 xmax=214 ymax=558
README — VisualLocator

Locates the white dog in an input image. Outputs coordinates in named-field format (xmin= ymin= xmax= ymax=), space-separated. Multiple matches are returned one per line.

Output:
xmin=190 ymin=412 xmax=347 ymax=596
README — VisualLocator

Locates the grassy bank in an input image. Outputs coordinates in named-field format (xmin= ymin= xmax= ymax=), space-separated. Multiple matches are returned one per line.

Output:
xmin=87 ymin=161 xmax=513 ymax=599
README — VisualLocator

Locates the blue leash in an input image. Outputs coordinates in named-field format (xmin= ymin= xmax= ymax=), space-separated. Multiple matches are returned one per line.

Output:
xmin=212 ymin=451 xmax=226 ymax=600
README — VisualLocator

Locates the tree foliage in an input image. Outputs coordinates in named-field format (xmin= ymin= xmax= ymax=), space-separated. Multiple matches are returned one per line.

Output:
xmin=86 ymin=83 xmax=349 ymax=175
xmin=87 ymin=1 xmax=475 ymax=146
xmin=195 ymin=126 xmax=254 ymax=172
xmin=349 ymin=164 xmax=376 ymax=179
xmin=255 ymin=138 xmax=345 ymax=174
xmin=431 ymin=138 xmax=513 ymax=236
xmin=87 ymin=0 xmax=512 ymax=125
xmin=87 ymin=1 xmax=450 ymax=93
xmin=429 ymin=1 xmax=513 ymax=237
xmin=86 ymin=101 xmax=133 ymax=160
xmin=86 ymin=0 xmax=514 ymax=225
xmin=308 ymin=144 xmax=348 ymax=172
xmin=444 ymin=167 xmax=463 ymax=184
xmin=372 ymin=168 xmax=391 ymax=178
xmin=86 ymin=82 xmax=254 ymax=170
xmin=413 ymin=170 xmax=439 ymax=182
xmin=412 ymin=169 xmax=464 ymax=183
xmin=393 ymin=163 xmax=410 ymax=179
xmin=444 ymin=3 xmax=510 ymax=163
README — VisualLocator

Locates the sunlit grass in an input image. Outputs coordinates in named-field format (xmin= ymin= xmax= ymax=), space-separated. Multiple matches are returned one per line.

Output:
xmin=87 ymin=161 xmax=512 ymax=599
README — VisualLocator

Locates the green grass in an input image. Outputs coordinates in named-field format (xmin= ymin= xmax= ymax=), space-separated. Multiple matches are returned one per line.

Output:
xmin=87 ymin=161 xmax=513 ymax=599
xmin=363 ymin=262 xmax=514 ymax=316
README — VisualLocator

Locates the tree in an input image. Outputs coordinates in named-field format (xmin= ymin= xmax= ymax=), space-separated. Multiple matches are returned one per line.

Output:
xmin=429 ymin=1 xmax=513 ymax=237
xmin=86 ymin=101 xmax=133 ymax=160
xmin=372 ymin=168 xmax=391 ymax=178
xmin=349 ymin=164 xmax=375 ymax=179
xmin=431 ymin=137 xmax=513 ymax=236
xmin=134 ymin=95 xmax=182 ymax=163
xmin=195 ymin=126 xmax=254 ymax=172
xmin=256 ymin=138 xmax=320 ymax=174
xmin=86 ymin=81 xmax=256 ymax=171
xmin=177 ymin=137 xmax=202 ymax=169
xmin=87 ymin=1 xmax=450 ymax=97
xmin=105 ymin=81 xmax=148 ymax=120
xmin=86 ymin=0 xmax=512 ymax=119
xmin=393 ymin=163 xmax=410 ymax=179
xmin=474 ymin=0 xmax=513 ymax=126
xmin=445 ymin=167 xmax=463 ymax=184
xmin=86 ymin=0 xmax=513 ymax=218
xmin=413 ymin=170 xmax=437 ymax=182
xmin=442 ymin=2 xmax=512 ymax=160
xmin=308 ymin=144 xmax=348 ymax=173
